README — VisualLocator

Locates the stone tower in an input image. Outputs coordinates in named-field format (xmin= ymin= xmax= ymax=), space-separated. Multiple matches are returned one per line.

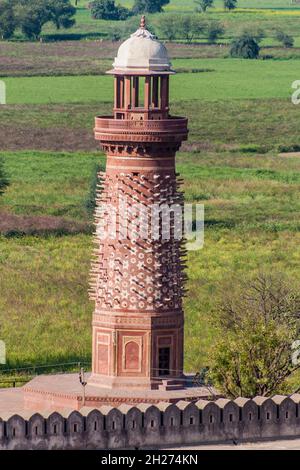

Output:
xmin=23 ymin=21 xmax=213 ymax=408
xmin=89 ymin=17 xmax=189 ymax=390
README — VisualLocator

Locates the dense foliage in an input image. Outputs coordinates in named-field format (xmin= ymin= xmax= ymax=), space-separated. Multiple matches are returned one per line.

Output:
xmin=0 ymin=0 xmax=76 ymax=40
xmin=0 ymin=1 xmax=16 ymax=39
xmin=90 ymin=0 xmax=131 ymax=21
xmin=157 ymin=14 xmax=224 ymax=43
xmin=0 ymin=158 xmax=9 ymax=197
xmin=209 ymin=274 xmax=300 ymax=397
xmin=276 ymin=30 xmax=294 ymax=48
xmin=230 ymin=32 xmax=260 ymax=58
xmin=132 ymin=0 xmax=170 ymax=14
xmin=177 ymin=15 xmax=206 ymax=43
xmin=89 ymin=0 xmax=169 ymax=21
xmin=207 ymin=20 xmax=224 ymax=43
xmin=195 ymin=0 xmax=214 ymax=13
xmin=224 ymin=0 xmax=237 ymax=10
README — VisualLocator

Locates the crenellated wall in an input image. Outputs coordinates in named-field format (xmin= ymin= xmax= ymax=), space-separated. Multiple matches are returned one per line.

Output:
xmin=1 ymin=395 xmax=300 ymax=450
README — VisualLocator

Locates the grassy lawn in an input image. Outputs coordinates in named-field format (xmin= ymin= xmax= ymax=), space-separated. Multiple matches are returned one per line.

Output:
xmin=0 ymin=151 xmax=102 ymax=220
xmin=2 ymin=41 xmax=300 ymax=78
xmin=2 ymin=58 xmax=299 ymax=104
xmin=1 ymin=0 xmax=299 ymax=41
xmin=0 ymin=149 xmax=299 ymax=370
xmin=0 ymin=233 xmax=92 ymax=368
xmin=73 ymin=0 xmax=300 ymax=12
xmin=44 ymin=12 xmax=300 ymax=40
xmin=0 ymin=98 xmax=299 ymax=151
xmin=38 ymin=1 xmax=300 ymax=40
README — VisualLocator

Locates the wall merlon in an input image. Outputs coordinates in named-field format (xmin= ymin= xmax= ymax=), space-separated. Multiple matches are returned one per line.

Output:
xmin=1 ymin=395 xmax=300 ymax=449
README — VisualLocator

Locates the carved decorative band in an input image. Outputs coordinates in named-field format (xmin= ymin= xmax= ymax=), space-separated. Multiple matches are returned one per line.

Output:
xmin=94 ymin=309 xmax=184 ymax=317
xmin=95 ymin=116 xmax=188 ymax=132
xmin=106 ymin=164 xmax=176 ymax=171
xmin=93 ymin=313 xmax=184 ymax=329
xmin=101 ymin=143 xmax=180 ymax=156
xmin=95 ymin=133 xmax=187 ymax=145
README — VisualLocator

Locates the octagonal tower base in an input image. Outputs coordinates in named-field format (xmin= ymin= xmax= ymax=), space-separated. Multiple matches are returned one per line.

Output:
xmin=23 ymin=373 xmax=218 ymax=411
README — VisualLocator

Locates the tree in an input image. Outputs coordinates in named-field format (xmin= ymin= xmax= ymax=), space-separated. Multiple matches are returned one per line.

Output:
xmin=0 ymin=158 xmax=9 ymax=197
xmin=224 ymin=0 xmax=237 ymax=10
xmin=14 ymin=0 xmax=76 ymax=40
xmin=47 ymin=0 xmax=76 ymax=29
xmin=177 ymin=15 xmax=206 ymax=43
xmin=0 ymin=0 xmax=17 ymax=39
xmin=239 ymin=27 xmax=264 ymax=44
xmin=209 ymin=273 xmax=300 ymax=398
xmin=195 ymin=0 xmax=214 ymax=13
xmin=206 ymin=20 xmax=224 ymax=44
xmin=230 ymin=32 xmax=260 ymax=59
xmin=276 ymin=30 xmax=294 ymax=48
xmin=132 ymin=0 xmax=170 ymax=14
xmin=16 ymin=0 xmax=50 ymax=40
xmin=116 ymin=15 xmax=156 ymax=40
xmin=157 ymin=14 xmax=179 ymax=41
xmin=90 ymin=0 xmax=130 ymax=20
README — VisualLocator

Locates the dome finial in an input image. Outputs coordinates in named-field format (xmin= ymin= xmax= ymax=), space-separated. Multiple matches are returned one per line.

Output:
xmin=140 ymin=15 xmax=146 ymax=29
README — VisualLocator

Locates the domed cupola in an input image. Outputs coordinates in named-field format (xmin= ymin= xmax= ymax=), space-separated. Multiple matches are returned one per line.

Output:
xmin=112 ymin=16 xmax=172 ymax=74
xmin=107 ymin=16 xmax=175 ymax=121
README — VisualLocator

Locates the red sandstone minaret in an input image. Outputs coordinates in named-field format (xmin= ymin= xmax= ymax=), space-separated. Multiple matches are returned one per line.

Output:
xmin=89 ymin=17 xmax=189 ymax=390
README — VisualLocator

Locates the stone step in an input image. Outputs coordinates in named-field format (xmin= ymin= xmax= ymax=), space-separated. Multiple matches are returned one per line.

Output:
xmin=158 ymin=379 xmax=185 ymax=391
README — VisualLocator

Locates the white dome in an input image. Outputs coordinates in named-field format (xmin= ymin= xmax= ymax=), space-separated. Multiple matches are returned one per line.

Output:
xmin=112 ymin=21 xmax=172 ymax=73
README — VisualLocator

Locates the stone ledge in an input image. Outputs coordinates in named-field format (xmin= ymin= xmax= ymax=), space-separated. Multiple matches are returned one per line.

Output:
xmin=22 ymin=373 xmax=217 ymax=410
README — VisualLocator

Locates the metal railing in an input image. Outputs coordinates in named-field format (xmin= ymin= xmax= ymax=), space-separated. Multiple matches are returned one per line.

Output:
xmin=0 ymin=361 xmax=91 ymax=389
xmin=0 ymin=377 xmax=29 ymax=388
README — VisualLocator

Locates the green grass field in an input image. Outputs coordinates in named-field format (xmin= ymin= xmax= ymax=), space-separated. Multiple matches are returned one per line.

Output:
xmin=1 ymin=149 xmax=299 ymax=370
xmin=73 ymin=0 xmax=300 ymax=11
xmin=3 ymin=58 xmax=299 ymax=104
xmin=0 ymin=1 xmax=300 ymax=390
xmin=40 ymin=0 xmax=300 ymax=41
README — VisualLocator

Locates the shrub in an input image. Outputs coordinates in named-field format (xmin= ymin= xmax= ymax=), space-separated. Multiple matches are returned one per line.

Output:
xmin=230 ymin=33 xmax=260 ymax=59
xmin=47 ymin=0 xmax=76 ymax=30
xmin=15 ymin=0 xmax=76 ymax=40
xmin=239 ymin=27 xmax=265 ymax=44
xmin=19 ymin=11 xmax=45 ymax=40
xmin=115 ymin=16 xmax=157 ymax=40
xmin=224 ymin=0 xmax=237 ymax=10
xmin=111 ymin=31 xmax=121 ymax=42
xmin=278 ymin=144 xmax=300 ymax=153
xmin=195 ymin=0 xmax=214 ymax=13
xmin=0 ymin=0 xmax=16 ymax=39
xmin=0 ymin=158 xmax=9 ymax=197
xmin=157 ymin=13 xmax=179 ymax=41
xmin=209 ymin=273 xmax=300 ymax=398
xmin=275 ymin=30 xmax=294 ymax=48
xmin=90 ymin=0 xmax=131 ymax=21
xmin=206 ymin=20 xmax=224 ymax=44
xmin=177 ymin=15 xmax=206 ymax=43
xmin=132 ymin=0 xmax=170 ymax=14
